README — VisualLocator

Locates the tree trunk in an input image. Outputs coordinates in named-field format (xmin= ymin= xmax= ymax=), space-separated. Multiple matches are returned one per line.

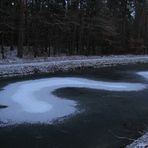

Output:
xmin=1 ymin=33 xmax=5 ymax=59
xmin=17 ymin=0 xmax=25 ymax=58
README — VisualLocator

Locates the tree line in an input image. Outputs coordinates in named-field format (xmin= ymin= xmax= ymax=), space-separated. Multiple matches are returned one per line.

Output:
xmin=0 ymin=0 xmax=148 ymax=58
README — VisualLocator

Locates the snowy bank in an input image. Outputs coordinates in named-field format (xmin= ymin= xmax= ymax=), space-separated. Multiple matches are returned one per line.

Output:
xmin=126 ymin=132 xmax=148 ymax=148
xmin=1 ymin=55 xmax=148 ymax=78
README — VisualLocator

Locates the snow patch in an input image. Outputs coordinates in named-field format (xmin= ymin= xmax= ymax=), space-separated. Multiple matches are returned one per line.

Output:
xmin=137 ymin=72 xmax=148 ymax=80
xmin=0 ymin=77 xmax=146 ymax=125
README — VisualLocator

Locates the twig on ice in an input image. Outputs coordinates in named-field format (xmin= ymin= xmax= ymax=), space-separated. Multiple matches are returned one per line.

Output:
xmin=109 ymin=130 xmax=135 ymax=141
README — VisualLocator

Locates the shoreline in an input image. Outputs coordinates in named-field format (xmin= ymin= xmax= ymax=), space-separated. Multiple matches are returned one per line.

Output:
xmin=1 ymin=55 xmax=148 ymax=78
xmin=126 ymin=132 xmax=148 ymax=148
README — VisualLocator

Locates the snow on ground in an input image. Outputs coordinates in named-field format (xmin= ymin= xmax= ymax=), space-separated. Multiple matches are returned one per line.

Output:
xmin=126 ymin=132 xmax=148 ymax=148
xmin=1 ymin=55 xmax=148 ymax=78
xmin=1 ymin=48 xmax=148 ymax=78
xmin=137 ymin=72 xmax=148 ymax=80
xmin=1 ymin=48 xmax=147 ymax=65
xmin=0 ymin=77 xmax=146 ymax=126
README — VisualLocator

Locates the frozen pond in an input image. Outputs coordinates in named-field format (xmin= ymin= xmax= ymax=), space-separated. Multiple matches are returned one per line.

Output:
xmin=1 ymin=63 xmax=148 ymax=148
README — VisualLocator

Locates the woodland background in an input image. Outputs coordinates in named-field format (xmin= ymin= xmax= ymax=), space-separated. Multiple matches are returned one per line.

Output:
xmin=0 ymin=0 xmax=148 ymax=58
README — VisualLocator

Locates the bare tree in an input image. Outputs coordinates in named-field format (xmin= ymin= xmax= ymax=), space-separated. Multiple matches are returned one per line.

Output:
xmin=17 ymin=0 xmax=25 ymax=58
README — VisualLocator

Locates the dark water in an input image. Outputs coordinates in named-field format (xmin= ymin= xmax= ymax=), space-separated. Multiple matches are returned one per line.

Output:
xmin=0 ymin=63 xmax=148 ymax=148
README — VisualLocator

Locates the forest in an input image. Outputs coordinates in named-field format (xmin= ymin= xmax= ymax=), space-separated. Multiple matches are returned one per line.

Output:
xmin=0 ymin=0 xmax=148 ymax=58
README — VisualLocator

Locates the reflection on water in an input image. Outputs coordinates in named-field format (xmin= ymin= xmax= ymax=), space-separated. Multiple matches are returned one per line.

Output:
xmin=0 ymin=64 xmax=148 ymax=148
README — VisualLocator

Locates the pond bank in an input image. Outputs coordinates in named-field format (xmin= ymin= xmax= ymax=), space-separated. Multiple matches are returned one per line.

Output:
xmin=126 ymin=133 xmax=148 ymax=148
xmin=1 ymin=55 xmax=148 ymax=78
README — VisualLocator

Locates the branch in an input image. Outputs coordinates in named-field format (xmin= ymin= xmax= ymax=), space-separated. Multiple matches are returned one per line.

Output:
xmin=109 ymin=130 xmax=136 ymax=141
